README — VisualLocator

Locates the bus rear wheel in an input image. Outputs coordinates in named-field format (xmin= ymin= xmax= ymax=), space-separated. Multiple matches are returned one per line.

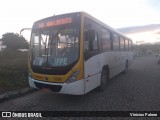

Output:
xmin=98 ymin=69 xmax=108 ymax=91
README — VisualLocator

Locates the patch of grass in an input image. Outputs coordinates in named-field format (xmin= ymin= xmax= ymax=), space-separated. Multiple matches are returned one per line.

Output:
xmin=0 ymin=51 xmax=29 ymax=94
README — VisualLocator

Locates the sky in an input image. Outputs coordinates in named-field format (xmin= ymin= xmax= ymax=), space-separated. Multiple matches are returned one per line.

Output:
xmin=0 ymin=0 xmax=160 ymax=41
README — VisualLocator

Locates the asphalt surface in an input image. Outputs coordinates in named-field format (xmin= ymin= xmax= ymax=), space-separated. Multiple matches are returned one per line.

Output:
xmin=0 ymin=55 xmax=160 ymax=120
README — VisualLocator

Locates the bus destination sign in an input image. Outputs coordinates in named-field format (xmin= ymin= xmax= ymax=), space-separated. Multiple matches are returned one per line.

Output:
xmin=38 ymin=17 xmax=73 ymax=28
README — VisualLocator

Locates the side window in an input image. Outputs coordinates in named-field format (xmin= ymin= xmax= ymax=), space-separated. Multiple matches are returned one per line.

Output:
xmin=84 ymin=31 xmax=89 ymax=52
xmin=92 ymin=33 xmax=98 ymax=51
xmin=113 ymin=33 xmax=120 ymax=51
xmin=120 ymin=36 xmax=125 ymax=51
xmin=84 ymin=18 xmax=99 ymax=52
xmin=125 ymin=39 xmax=129 ymax=51
xmin=101 ymin=29 xmax=111 ymax=51
xmin=84 ymin=30 xmax=98 ymax=52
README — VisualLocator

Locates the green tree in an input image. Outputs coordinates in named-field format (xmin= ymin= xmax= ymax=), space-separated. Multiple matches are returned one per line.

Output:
xmin=0 ymin=33 xmax=28 ymax=51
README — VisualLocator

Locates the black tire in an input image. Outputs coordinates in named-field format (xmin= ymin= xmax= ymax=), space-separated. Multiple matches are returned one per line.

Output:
xmin=98 ymin=69 xmax=108 ymax=91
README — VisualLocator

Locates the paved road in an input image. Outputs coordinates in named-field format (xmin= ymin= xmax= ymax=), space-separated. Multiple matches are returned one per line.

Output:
xmin=0 ymin=55 xmax=160 ymax=119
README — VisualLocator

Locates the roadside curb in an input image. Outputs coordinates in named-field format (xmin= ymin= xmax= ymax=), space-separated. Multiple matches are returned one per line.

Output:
xmin=0 ymin=88 xmax=37 ymax=103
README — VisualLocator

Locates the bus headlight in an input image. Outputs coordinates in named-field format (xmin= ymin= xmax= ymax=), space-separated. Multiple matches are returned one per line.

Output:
xmin=66 ymin=70 xmax=80 ymax=84
xmin=29 ymin=73 xmax=33 ymax=79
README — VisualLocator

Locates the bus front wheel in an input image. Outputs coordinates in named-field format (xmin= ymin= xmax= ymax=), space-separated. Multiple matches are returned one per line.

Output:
xmin=98 ymin=69 xmax=108 ymax=91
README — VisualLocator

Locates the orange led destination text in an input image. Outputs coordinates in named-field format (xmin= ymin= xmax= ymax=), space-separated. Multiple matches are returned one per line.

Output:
xmin=39 ymin=17 xmax=72 ymax=28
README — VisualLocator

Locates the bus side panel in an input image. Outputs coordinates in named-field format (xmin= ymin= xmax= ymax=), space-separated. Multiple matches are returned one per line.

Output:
xmin=109 ymin=51 xmax=126 ymax=77
xmin=84 ymin=52 xmax=125 ymax=93
xmin=84 ymin=54 xmax=101 ymax=93
xmin=98 ymin=51 xmax=121 ymax=79
xmin=84 ymin=51 xmax=133 ymax=94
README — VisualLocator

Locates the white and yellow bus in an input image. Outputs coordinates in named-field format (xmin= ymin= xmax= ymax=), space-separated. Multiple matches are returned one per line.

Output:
xmin=28 ymin=12 xmax=133 ymax=95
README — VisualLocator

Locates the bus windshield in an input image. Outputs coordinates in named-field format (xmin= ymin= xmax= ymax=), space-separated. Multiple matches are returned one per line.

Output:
xmin=31 ymin=27 xmax=79 ymax=67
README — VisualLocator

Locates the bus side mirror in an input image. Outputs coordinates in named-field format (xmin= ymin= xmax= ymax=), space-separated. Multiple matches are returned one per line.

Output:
xmin=20 ymin=28 xmax=31 ymax=35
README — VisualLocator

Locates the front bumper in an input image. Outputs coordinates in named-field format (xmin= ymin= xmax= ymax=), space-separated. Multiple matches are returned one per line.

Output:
xmin=29 ymin=77 xmax=85 ymax=95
